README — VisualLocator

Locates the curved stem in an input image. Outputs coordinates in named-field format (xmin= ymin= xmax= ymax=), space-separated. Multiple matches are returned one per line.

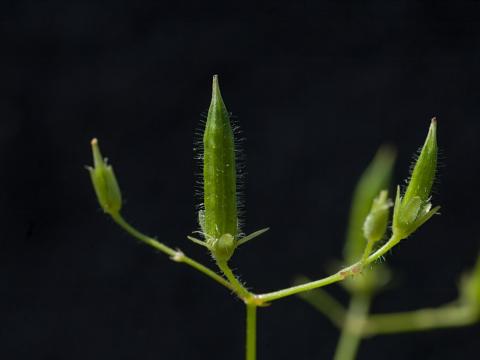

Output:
xmin=333 ymin=293 xmax=371 ymax=360
xmin=216 ymin=260 xmax=251 ymax=300
xmin=110 ymin=212 xmax=232 ymax=290
xmin=363 ymin=304 xmax=478 ymax=336
xmin=110 ymin=213 xmax=260 ymax=359
xmin=256 ymin=233 xmax=401 ymax=303
xmin=301 ymin=288 xmax=479 ymax=338
xmin=246 ymin=304 xmax=257 ymax=360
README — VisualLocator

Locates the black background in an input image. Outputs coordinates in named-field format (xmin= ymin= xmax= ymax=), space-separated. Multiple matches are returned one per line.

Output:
xmin=2 ymin=1 xmax=480 ymax=359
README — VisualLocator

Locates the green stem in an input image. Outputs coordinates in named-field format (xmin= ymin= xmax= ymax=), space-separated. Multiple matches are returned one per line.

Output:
xmin=333 ymin=293 xmax=371 ymax=360
xmin=246 ymin=304 xmax=257 ymax=360
xmin=363 ymin=304 xmax=478 ymax=336
xmin=361 ymin=239 xmax=375 ymax=263
xmin=216 ymin=260 xmax=251 ymax=300
xmin=111 ymin=212 xmax=260 ymax=358
xmin=256 ymin=234 xmax=401 ymax=303
xmin=110 ymin=212 xmax=232 ymax=290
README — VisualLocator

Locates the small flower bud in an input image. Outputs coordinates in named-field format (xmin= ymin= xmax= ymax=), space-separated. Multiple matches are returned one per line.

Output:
xmin=202 ymin=75 xmax=238 ymax=255
xmin=344 ymin=145 xmax=396 ymax=263
xmin=363 ymin=190 xmax=392 ymax=243
xmin=88 ymin=138 xmax=122 ymax=215
xmin=393 ymin=119 xmax=440 ymax=238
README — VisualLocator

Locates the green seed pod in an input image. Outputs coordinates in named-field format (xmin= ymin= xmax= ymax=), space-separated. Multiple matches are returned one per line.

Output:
xmin=363 ymin=190 xmax=392 ymax=243
xmin=393 ymin=119 xmax=440 ymax=238
xmin=88 ymin=138 xmax=122 ymax=215
xmin=190 ymin=76 xmax=269 ymax=260
xmin=202 ymin=75 xmax=238 ymax=250
xmin=403 ymin=118 xmax=438 ymax=204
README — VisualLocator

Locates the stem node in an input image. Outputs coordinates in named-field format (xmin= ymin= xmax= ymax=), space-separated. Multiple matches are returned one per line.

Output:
xmin=170 ymin=249 xmax=186 ymax=263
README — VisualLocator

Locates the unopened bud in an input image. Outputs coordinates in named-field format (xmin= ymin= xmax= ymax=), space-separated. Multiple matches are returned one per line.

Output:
xmin=363 ymin=190 xmax=392 ymax=243
xmin=88 ymin=139 xmax=122 ymax=215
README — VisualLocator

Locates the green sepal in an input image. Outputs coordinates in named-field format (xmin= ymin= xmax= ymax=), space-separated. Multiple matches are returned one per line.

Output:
xmin=237 ymin=228 xmax=270 ymax=246
xmin=188 ymin=227 xmax=269 ymax=262
xmin=399 ymin=196 xmax=422 ymax=225
xmin=412 ymin=205 xmax=441 ymax=231
xmin=187 ymin=235 xmax=210 ymax=249
xmin=188 ymin=233 xmax=237 ymax=262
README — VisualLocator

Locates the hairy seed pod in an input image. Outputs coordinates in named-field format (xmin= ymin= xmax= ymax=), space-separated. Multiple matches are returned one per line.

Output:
xmin=403 ymin=118 xmax=437 ymax=204
xmin=202 ymin=75 xmax=238 ymax=243
xmin=393 ymin=119 xmax=440 ymax=238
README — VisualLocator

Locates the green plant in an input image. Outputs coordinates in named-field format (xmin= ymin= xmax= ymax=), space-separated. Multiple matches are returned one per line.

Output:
xmin=297 ymin=142 xmax=480 ymax=360
xmin=87 ymin=75 xmax=479 ymax=359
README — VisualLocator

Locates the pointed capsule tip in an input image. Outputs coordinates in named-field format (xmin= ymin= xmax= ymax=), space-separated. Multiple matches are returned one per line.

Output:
xmin=427 ymin=117 xmax=437 ymax=140
xmin=212 ymin=74 xmax=219 ymax=89
xmin=91 ymin=138 xmax=103 ymax=167
xmin=430 ymin=118 xmax=437 ymax=132
xmin=212 ymin=74 xmax=221 ymax=98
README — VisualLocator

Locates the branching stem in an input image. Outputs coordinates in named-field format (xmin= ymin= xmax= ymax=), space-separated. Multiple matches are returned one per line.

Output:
xmin=110 ymin=212 xmax=233 ymax=291
xmin=301 ymin=288 xmax=479 ymax=337
xmin=255 ymin=234 xmax=401 ymax=303
xmin=363 ymin=304 xmax=478 ymax=336
xmin=333 ymin=293 xmax=371 ymax=360
xmin=111 ymin=212 xmax=405 ymax=305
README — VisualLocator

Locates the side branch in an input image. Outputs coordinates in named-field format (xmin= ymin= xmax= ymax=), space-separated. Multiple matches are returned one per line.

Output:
xmin=110 ymin=212 xmax=233 ymax=291
xmin=362 ymin=304 xmax=478 ymax=336
xmin=255 ymin=234 xmax=401 ymax=303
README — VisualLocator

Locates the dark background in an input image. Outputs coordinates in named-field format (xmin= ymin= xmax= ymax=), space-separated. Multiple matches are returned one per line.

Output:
xmin=1 ymin=1 xmax=480 ymax=359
